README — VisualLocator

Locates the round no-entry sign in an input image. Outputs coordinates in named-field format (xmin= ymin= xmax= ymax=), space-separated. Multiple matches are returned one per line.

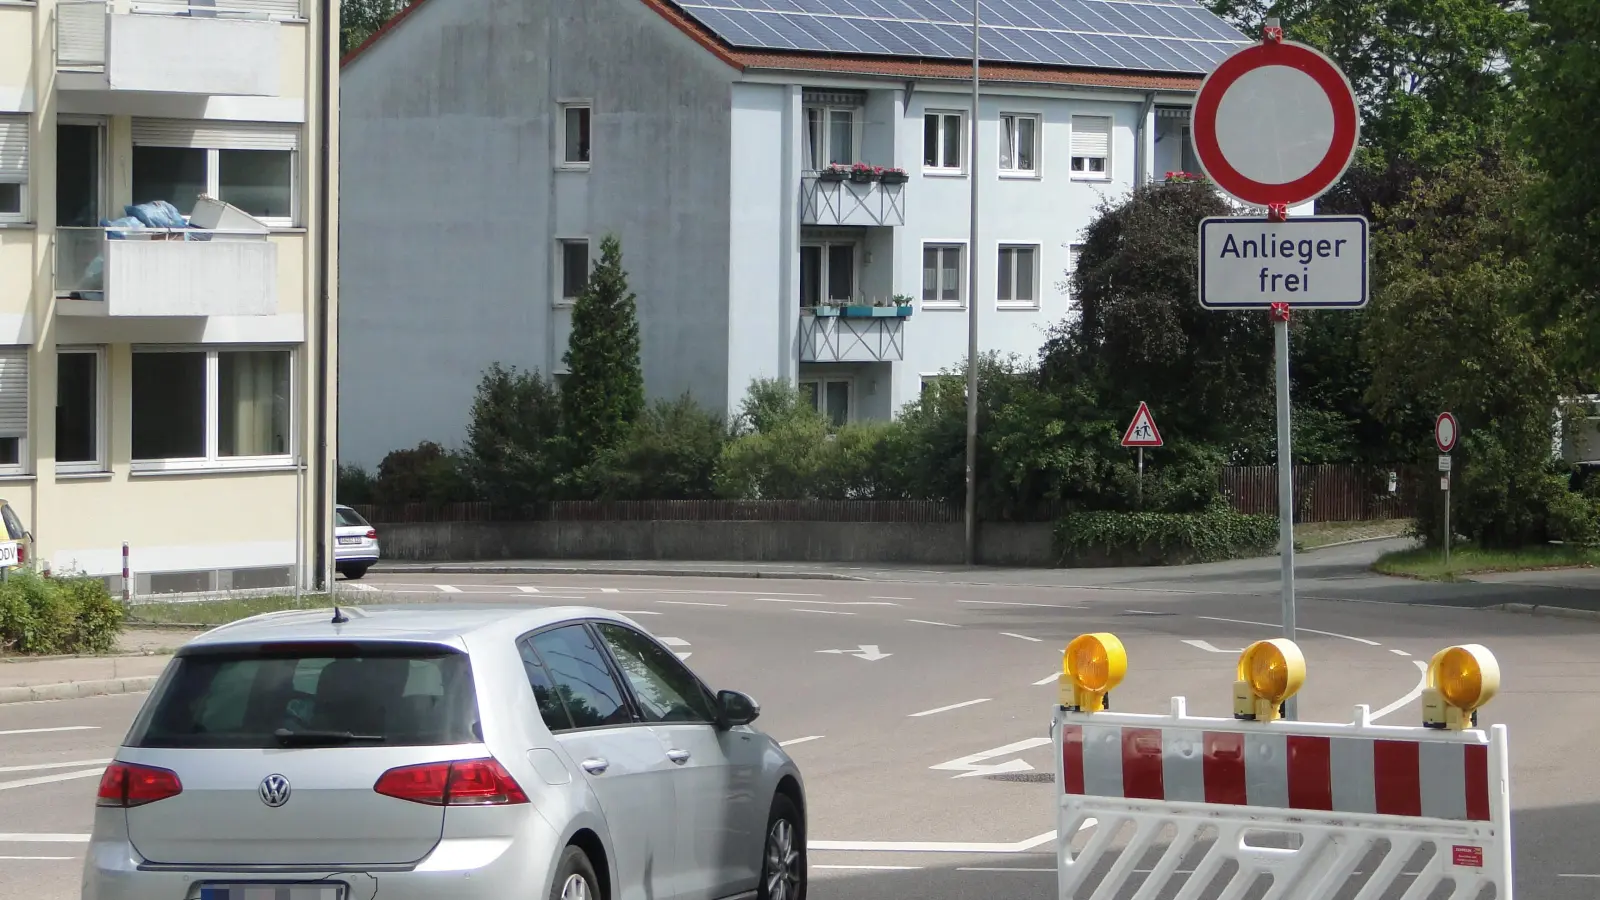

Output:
xmin=1435 ymin=412 xmax=1458 ymax=453
xmin=1191 ymin=39 xmax=1360 ymax=209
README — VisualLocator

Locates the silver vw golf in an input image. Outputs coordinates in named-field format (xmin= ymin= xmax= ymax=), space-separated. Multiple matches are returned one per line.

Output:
xmin=83 ymin=605 xmax=807 ymax=900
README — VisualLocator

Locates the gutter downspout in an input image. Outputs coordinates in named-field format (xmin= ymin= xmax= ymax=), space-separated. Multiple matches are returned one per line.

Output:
xmin=1134 ymin=91 xmax=1155 ymax=189
xmin=313 ymin=0 xmax=333 ymax=591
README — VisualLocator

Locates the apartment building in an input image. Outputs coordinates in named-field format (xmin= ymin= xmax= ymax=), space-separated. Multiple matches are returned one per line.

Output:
xmin=0 ymin=0 xmax=338 ymax=591
xmin=338 ymin=0 xmax=1246 ymax=467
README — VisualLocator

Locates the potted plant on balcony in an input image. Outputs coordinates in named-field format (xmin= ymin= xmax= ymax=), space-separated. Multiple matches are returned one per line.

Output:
xmin=1164 ymin=170 xmax=1206 ymax=184
xmin=819 ymin=164 xmax=849 ymax=183
xmin=892 ymin=293 xmax=914 ymax=315
xmin=849 ymin=163 xmax=877 ymax=184
xmin=879 ymin=167 xmax=909 ymax=185
xmin=810 ymin=299 xmax=843 ymax=316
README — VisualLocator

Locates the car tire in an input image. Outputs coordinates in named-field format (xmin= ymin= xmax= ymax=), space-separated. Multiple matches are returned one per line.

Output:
xmin=342 ymin=565 xmax=369 ymax=580
xmin=757 ymin=793 xmax=806 ymax=900
xmin=549 ymin=845 xmax=600 ymax=900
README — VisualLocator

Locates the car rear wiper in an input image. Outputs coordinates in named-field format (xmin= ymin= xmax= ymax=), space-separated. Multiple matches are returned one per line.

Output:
xmin=273 ymin=728 xmax=387 ymax=746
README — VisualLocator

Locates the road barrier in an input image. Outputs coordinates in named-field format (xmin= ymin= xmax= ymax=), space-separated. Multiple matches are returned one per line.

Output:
xmin=1052 ymin=634 xmax=1511 ymax=898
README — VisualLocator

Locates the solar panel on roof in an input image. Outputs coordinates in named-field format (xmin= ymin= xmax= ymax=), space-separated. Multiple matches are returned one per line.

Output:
xmin=672 ymin=0 xmax=1247 ymax=74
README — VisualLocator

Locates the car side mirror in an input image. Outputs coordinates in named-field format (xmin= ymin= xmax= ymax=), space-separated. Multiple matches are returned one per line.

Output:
xmin=716 ymin=690 xmax=761 ymax=729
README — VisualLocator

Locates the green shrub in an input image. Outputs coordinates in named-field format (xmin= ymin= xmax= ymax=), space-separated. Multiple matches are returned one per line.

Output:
xmin=336 ymin=464 xmax=376 ymax=505
xmin=1054 ymin=505 xmax=1279 ymax=566
xmin=591 ymin=395 xmax=729 ymax=500
xmin=0 ymin=572 xmax=124 ymax=655
xmin=466 ymin=364 xmax=563 ymax=506
xmin=374 ymin=441 xmax=477 ymax=505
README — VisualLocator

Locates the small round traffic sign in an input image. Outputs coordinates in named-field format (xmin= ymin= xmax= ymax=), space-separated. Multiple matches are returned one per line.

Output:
xmin=1191 ymin=39 xmax=1360 ymax=209
xmin=1435 ymin=412 xmax=1458 ymax=453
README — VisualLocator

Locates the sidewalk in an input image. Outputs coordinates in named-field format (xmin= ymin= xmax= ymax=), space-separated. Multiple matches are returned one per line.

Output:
xmin=0 ymin=628 xmax=192 ymax=705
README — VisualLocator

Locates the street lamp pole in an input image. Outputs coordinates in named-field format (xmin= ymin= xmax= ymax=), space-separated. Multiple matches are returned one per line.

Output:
xmin=963 ymin=0 xmax=981 ymax=565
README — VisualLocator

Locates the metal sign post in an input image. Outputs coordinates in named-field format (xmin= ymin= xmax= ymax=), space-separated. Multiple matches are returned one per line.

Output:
xmin=1191 ymin=19 xmax=1365 ymax=720
xmin=1437 ymin=413 xmax=1458 ymax=570
xmin=1120 ymin=401 xmax=1164 ymax=509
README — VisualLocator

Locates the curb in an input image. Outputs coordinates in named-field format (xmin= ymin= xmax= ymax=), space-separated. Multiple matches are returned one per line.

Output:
xmin=372 ymin=565 xmax=866 ymax=581
xmin=1493 ymin=602 xmax=1600 ymax=622
xmin=1299 ymin=534 xmax=1410 ymax=552
xmin=0 ymin=675 xmax=161 ymax=705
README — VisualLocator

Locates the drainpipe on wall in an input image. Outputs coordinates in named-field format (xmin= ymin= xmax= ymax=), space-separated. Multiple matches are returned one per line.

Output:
xmin=1135 ymin=92 xmax=1156 ymax=189
xmin=312 ymin=0 xmax=333 ymax=592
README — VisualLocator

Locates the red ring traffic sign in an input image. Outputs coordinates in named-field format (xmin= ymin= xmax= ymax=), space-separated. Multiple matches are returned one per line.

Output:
xmin=1192 ymin=40 xmax=1360 ymax=209
xmin=1435 ymin=412 xmax=1458 ymax=454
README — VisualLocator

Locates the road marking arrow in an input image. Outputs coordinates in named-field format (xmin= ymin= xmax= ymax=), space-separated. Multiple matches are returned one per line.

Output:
xmin=816 ymin=644 xmax=892 ymax=661
xmin=930 ymin=738 xmax=1052 ymax=779
xmin=1182 ymin=639 xmax=1243 ymax=654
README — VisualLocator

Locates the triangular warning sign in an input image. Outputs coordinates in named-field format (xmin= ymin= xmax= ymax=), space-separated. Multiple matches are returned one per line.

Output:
xmin=1121 ymin=402 xmax=1164 ymax=447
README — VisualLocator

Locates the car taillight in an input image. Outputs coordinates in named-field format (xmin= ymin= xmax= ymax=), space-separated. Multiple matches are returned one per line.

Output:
xmin=96 ymin=762 xmax=183 ymax=808
xmin=374 ymin=758 xmax=528 ymax=806
xmin=365 ymin=529 xmax=377 ymax=540
xmin=16 ymin=543 xmax=24 ymax=564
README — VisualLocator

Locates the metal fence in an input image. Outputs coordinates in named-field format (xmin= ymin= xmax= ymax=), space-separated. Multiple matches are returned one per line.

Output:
xmin=1220 ymin=463 xmax=1421 ymax=522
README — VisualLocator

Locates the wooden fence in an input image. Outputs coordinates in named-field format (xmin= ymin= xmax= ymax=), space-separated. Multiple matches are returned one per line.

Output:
xmin=1220 ymin=464 xmax=1421 ymax=522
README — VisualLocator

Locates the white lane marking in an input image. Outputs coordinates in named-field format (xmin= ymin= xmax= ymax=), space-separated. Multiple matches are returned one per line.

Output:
xmin=601 ymin=588 xmax=621 ymax=593
xmin=0 ymin=759 xmax=112 ymax=774
xmin=343 ymin=583 xmax=378 ymax=592
xmin=810 ymin=830 xmax=1061 ymax=854
xmin=910 ymin=698 xmax=989 ymax=718
xmin=676 ymin=653 xmax=692 ymax=661
xmin=1558 ymin=874 xmax=1600 ymax=878
xmin=1182 ymin=639 xmax=1244 ymax=654
xmin=0 ymin=769 xmax=105 ymax=791
xmin=1370 ymin=660 xmax=1429 ymax=723
xmin=1390 ymin=648 xmax=1411 ymax=657
xmin=958 ymin=867 xmax=1055 ymax=873
xmin=657 ymin=600 xmax=727 ymax=607
xmin=1195 ymin=615 xmax=1381 ymax=646
xmin=658 ymin=637 xmax=690 ymax=647
xmin=434 ymin=585 xmax=463 ymax=594
xmin=517 ymin=586 xmax=541 ymax=593
xmin=0 ymin=726 xmax=99 ymax=737
xmin=793 ymin=608 xmax=854 ymax=616
xmin=0 ymin=856 xmax=74 ymax=860
xmin=817 ymin=645 xmax=891 ymax=661
xmin=907 ymin=619 xmax=959 ymax=628
xmin=0 ymin=834 xmax=90 ymax=843
xmin=960 ymin=599 xmax=1087 ymax=610
xmin=930 ymin=737 xmax=1052 ymax=777
xmin=758 ymin=598 xmax=898 ymax=607
xmin=1123 ymin=610 xmax=1167 ymax=615
xmin=1034 ymin=673 xmax=1061 ymax=686
xmin=1000 ymin=632 xmax=1042 ymax=643
xmin=614 ymin=610 xmax=661 ymax=616
xmin=779 ymin=735 xmax=824 ymax=747
xmin=872 ymin=596 xmax=915 ymax=601
xmin=815 ymin=864 xmax=921 ymax=871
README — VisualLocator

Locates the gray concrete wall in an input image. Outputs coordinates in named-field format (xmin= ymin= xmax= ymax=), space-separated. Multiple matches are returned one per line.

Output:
xmin=338 ymin=0 xmax=736 ymax=467
xmin=375 ymin=520 xmax=1058 ymax=566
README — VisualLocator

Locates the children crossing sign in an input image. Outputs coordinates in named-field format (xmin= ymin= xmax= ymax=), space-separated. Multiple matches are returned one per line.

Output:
xmin=1121 ymin=402 xmax=1163 ymax=448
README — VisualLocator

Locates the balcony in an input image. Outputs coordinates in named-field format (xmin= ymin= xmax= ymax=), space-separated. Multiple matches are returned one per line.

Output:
xmin=798 ymin=305 xmax=911 ymax=363
xmin=800 ymin=171 xmax=906 ymax=227
xmin=56 ymin=226 xmax=277 ymax=317
xmin=57 ymin=0 xmax=281 ymax=96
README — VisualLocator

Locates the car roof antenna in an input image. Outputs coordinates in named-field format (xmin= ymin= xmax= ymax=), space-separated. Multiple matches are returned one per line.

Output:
xmin=331 ymin=604 xmax=350 ymax=625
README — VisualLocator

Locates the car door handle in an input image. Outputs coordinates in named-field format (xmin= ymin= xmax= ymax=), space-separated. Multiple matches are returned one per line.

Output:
xmin=666 ymin=749 xmax=691 ymax=765
xmin=580 ymin=757 xmax=609 ymax=775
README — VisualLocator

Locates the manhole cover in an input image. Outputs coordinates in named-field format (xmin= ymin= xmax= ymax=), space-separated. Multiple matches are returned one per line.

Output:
xmin=984 ymin=772 xmax=1056 ymax=784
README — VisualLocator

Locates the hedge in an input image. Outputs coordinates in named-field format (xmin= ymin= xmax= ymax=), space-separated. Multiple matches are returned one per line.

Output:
xmin=1054 ymin=507 xmax=1279 ymax=567
xmin=0 ymin=572 xmax=124 ymax=655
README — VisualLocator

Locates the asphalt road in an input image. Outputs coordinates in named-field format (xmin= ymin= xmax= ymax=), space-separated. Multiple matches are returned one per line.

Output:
xmin=4 ymin=568 xmax=1598 ymax=899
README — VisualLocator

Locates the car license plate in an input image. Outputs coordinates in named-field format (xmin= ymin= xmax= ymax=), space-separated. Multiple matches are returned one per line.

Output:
xmin=337 ymin=536 xmax=361 ymax=545
xmin=200 ymin=886 xmax=344 ymax=900
xmin=0 ymin=541 xmax=16 ymax=567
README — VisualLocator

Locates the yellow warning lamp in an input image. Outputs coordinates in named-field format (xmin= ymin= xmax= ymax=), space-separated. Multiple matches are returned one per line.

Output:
xmin=1233 ymin=639 xmax=1306 ymax=722
xmin=1422 ymin=644 xmax=1500 ymax=730
xmin=1061 ymin=633 xmax=1127 ymax=712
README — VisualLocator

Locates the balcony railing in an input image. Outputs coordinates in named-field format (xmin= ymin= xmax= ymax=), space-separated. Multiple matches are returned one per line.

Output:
xmin=56 ymin=226 xmax=277 ymax=317
xmin=800 ymin=173 xmax=906 ymax=227
xmin=57 ymin=0 xmax=282 ymax=96
xmin=798 ymin=305 xmax=911 ymax=363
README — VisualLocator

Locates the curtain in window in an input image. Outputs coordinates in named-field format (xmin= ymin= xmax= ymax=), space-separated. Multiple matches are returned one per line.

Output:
xmin=1000 ymin=117 xmax=1015 ymax=170
xmin=219 ymin=351 xmax=289 ymax=457
xmin=828 ymin=109 xmax=853 ymax=165
xmin=804 ymin=108 xmax=821 ymax=171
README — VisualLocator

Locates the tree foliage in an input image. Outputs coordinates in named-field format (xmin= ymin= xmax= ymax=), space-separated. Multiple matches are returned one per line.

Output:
xmin=590 ymin=396 xmax=729 ymax=501
xmin=467 ymin=363 xmax=563 ymax=507
xmin=561 ymin=235 xmax=645 ymax=472
xmin=340 ymin=0 xmax=408 ymax=54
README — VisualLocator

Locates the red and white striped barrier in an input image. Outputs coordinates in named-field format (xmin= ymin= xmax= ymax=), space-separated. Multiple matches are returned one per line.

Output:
xmin=1054 ymin=697 xmax=1512 ymax=898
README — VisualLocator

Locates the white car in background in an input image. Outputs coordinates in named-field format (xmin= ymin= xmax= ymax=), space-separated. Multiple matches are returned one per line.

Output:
xmin=334 ymin=504 xmax=380 ymax=580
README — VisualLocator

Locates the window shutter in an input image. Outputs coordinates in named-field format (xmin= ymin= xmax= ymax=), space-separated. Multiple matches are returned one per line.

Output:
xmin=132 ymin=0 xmax=301 ymax=17
xmin=1070 ymin=117 xmax=1111 ymax=157
xmin=0 ymin=348 xmax=28 ymax=439
xmin=0 ymin=116 xmax=28 ymax=182
xmin=132 ymin=118 xmax=300 ymax=151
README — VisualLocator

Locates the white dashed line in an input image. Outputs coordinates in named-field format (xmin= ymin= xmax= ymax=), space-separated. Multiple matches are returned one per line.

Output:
xmin=1390 ymin=648 xmax=1411 ymax=656
xmin=0 ymin=834 xmax=89 ymax=843
xmin=343 ymin=583 xmax=378 ymax=592
xmin=960 ymin=599 xmax=1087 ymax=610
xmin=0 ymin=759 xmax=112 ymax=774
xmin=779 ymin=735 xmax=824 ymax=747
xmin=1195 ymin=615 xmax=1381 ymax=646
xmin=434 ymin=585 xmax=463 ymax=594
xmin=0 ymin=727 xmax=98 ymax=737
xmin=814 ymin=865 xmax=921 ymax=871
xmin=1000 ymin=632 xmax=1042 ymax=642
xmin=957 ymin=867 xmax=1055 ymax=873
xmin=907 ymin=619 xmax=959 ymax=628
xmin=614 ymin=610 xmax=660 ymax=616
xmin=601 ymin=588 xmax=621 ymax=593
xmin=657 ymin=600 xmax=727 ymax=607
xmin=0 ymin=769 xmax=105 ymax=791
xmin=872 ymin=596 xmax=915 ymax=601
xmin=1033 ymin=673 xmax=1061 ymax=686
xmin=517 ymin=586 xmax=541 ymax=593
xmin=909 ymin=698 xmax=989 ymax=717
xmin=793 ymin=608 xmax=855 ymax=615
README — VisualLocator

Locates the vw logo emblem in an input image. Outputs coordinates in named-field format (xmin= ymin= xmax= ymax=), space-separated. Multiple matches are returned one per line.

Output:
xmin=259 ymin=774 xmax=292 ymax=808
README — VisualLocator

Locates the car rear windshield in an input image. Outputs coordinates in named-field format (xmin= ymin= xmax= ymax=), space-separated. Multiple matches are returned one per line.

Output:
xmin=336 ymin=508 xmax=370 ymax=528
xmin=126 ymin=642 xmax=479 ymax=749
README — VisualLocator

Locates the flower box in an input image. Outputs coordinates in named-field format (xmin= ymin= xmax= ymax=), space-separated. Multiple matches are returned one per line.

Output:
xmin=879 ymin=170 xmax=909 ymax=185
xmin=817 ymin=169 xmax=847 ymax=183
xmin=810 ymin=305 xmax=842 ymax=317
xmin=840 ymin=305 xmax=914 ymax=318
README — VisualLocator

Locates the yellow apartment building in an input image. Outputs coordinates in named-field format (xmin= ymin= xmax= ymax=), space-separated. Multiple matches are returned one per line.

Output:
xmin=0 ymin=0 xmax=338 ymax=594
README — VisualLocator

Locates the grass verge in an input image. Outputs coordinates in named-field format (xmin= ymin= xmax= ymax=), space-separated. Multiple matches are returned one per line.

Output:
xmin=129 ymin=593 xmax=336 ymax=627
xmin=1373 ymin=544 xmax=1600 ymax=581
xmin=1294 ymin=519 xmax=1412 ymax=551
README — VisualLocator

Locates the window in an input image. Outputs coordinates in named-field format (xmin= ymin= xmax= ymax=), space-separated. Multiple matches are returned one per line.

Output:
xmin=594 ymin=623 xmax=716 ymax=724
xmin=335 ymin=507 xmax=369 ymax=528
xmin=997 ymin=245 xmax=1039 ymax=308
xmin=999 ymin=114 xmax=1038 ymax=175
xmin=57 ymin=122 xmax=104 ymax=227
xmin=519 ymin=640 xmax=576 ymax=732
xmin=922 ymin=244 xmax=965 ymax=308
xmin=923 ymin=111 xmax=964 ymax=172
xmin=799 ymin=378 xmax=851 ymax=427
xmin=528 ymin=625 xmax=633 ymax=729
xmin=559 ymin=239 xmax=589 ymax=304
xmin=125 ymin=644 xmax=480 ymax=749
xmin=131 ymin=119 xmax=298 ymax=225
xmin=0 ymin=348 xmax=26 ymax=470
xmin=1181 ymin=125 xmax=1200 ymax=176
xmin=131 ymin=348 xmax=293 ymax=470
xmin=1070 ymin=115 xmax=1111 ymax=178
xmin=0 ymin=115 xmax=27 ymax=222
xmin=56 ymin=347 xmax=105 ymax=473
xmin=799 ymin=243 xmax=856 ymax=307
xmin=804 ymin=105 xmax=858 ymax=169
xmin=562 ymin=105 xmax=591 ymax=166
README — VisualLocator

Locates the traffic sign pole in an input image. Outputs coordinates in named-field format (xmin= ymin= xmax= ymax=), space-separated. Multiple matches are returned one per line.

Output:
xmin=1273 ymin=299 xmax=1297 ymax=721
xmin=1436 ymin=413 xmax=1458 ymax=571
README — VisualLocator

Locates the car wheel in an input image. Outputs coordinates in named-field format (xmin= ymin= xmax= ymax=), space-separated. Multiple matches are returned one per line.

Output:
xmin=342 ymin=565 xmax=369 ymax=580
xmin=758 ymin=793 xmax=805 ymax=900
xmin=549 ymin=845 xmax=600 ymax=900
